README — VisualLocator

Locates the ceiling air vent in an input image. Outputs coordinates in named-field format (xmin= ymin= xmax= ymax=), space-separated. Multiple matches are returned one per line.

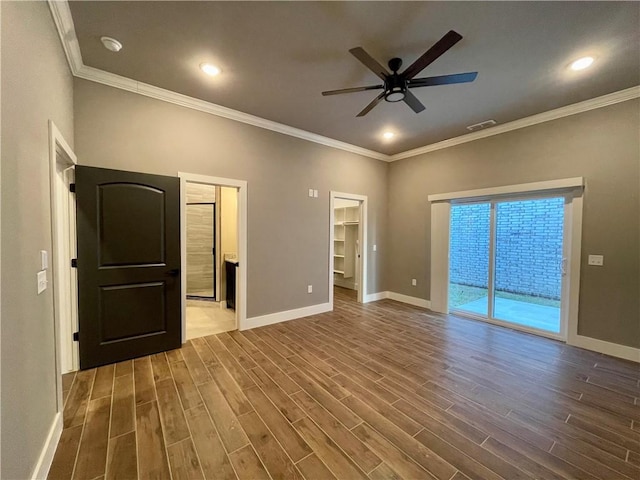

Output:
xmin=466 ymin=119 xmax=497 ymax=132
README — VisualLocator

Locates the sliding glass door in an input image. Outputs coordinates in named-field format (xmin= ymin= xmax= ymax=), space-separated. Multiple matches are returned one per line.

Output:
xmin=449 ymin=196 xmax=565 ymax=337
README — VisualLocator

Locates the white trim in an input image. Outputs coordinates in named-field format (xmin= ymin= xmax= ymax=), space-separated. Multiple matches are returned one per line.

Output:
xmin=387 ymin=292 xmax=431 ymax=309
xmin=571 ymin=335 xmax=640 ymax=363
xmin=48 ymin=1 xmax=639 ymax=164
xmin=30 ymin=412 xmax=63 ymax=480
xmin=179 ymin=172 xmax=247 ymax=337
xmin=48 ymin=121 xmax=78 ymax=418
xmin=428 ymin=177 xmax=584 ymax=203
xmin=47 ymin=0 xmax=82 ymax=75
xmin=244 ymin=303 xmax=331 ymax=330
xmin=565 ymin=192 xmax=583 ymax=346
xmin=76 ymin=65 xmax=388 ymax=161
xmin=390 ymin=86 xmax=640 ymax=161
xmin=363 ymin=291 xmax=388 ymax=303
xmin=329 ymin=191 xmax=368 ymax=308
xmin=429 ymin=202 xmax=450 ymax=313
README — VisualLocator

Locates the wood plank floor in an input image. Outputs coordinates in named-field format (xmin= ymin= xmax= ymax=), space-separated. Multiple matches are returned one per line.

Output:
xmin=50 ymin=287 xmax=640 ymax=480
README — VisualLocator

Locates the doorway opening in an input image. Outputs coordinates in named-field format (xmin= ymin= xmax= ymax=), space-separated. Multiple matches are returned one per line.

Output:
xmin=330 ymin=192 xmax=368 ymax=307
xmin=179 ymin=173 xmax=247 ymax=340
xmin=449 ymin=196 xmax=565 ymax=337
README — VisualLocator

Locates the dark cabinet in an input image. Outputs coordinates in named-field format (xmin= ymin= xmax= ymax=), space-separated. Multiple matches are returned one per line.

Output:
xmin=225 ymin=260 xmax=238 ymax=310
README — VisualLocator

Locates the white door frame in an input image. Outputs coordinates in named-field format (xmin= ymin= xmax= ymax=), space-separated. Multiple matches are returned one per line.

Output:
xmin=429 ymin=177 xmax=583 ymax=343
xmin=179 ymin=172 xmax=248 ymax=338
xmin=48 ymin=121 xmax=78 ymax=413
xmin=329 ymin=191 xmax=368 ymax=307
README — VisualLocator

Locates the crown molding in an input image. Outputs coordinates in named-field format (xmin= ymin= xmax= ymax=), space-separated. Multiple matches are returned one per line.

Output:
xmin=390 ymin=86 xmax=640 ymax=161
xmin=48 ymin=0 xmax=82 ymax=75
xmin=48 ymin=0 xmax=639 ymax=164
xmin=75 ymin=65 xmax=389 ymax=161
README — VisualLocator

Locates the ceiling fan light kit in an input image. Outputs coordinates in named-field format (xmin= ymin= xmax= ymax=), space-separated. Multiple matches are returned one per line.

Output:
xmin=322 ymin=30 xmax=478 ymax=117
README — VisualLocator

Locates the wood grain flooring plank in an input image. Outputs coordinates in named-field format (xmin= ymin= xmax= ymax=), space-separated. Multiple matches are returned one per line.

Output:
xmin=291 ymin=390 xmax=381 ymax=473
xmin=150 ymin=353 xmax=172 ymax=382
xmin=287 ymin=370 xmax=361 ymax=430
xmin=62 ymin=372 xmax=76 ymax=391
xmin=332 ymin=374 xmax=421 ymax=436
xmin=105 ymin=431 xmax=137 ymax=480
xmin=292 ymin=417 xmax=369 ymax=479
xmin=247 ymin=367 xmax=305 ymax=423
xmin=341 ymin=395 xmax=456 ymax=480
xmin=73 ymin=396 xmax=111 ymax=480
xmin=238 ymin=411 xmax=304 ymax=480
xmin=243 ymin=385 xmax=312 ymax=462
xmin=91 ymin=365 xmax=115 ymax=400
xmin=166 ymin=348 xmax=184 ymax=364
xmin=295 ymin=454 xmax=337 ymax=480
xmin=155 ymin=378 xmax=191 ymax=445
xmin=205 ymin=336 xmax=256 ymax=390
xmin=133 ymin=357 xmax=156 ymax=406
xmin=110 ymin=373 xmax=134 ymax=438
xmin=169 ymin=360 xmax=203 ymax=411
xmin=482 ymin=436 xmax=565 ymax=480
xmin=367 ymin=462 xmax=404 ymax=480
xmin=288 ymin=354 xmax=349 ymax=400
xmin=217 ymin=333 xmax=258 ymax=371
xmin=228 ymin=445 xmax=270 ymax=480
xmin=48 ymin=425 xmax=82 ymax=480
xmin=136 ymin=401 xmax=171 ymax=480
xmin=114 ymin=361 xmax=133 ymax=378
xmin=198 ymin=380 xmax=249 ymax=453
xmin=184 ymin=405 xmax=237 ymax=480
xmin=167 ymin=438 xmax=204 ymax=480
xmin=182 ymin=342 xmax=213 ymax=384
xmin=63 ymin=369 xmax=96 ymax=428
xmin=351 ymin=423 xmax=435 ymax=480
xmin=208 ymin=361 xmax=253 ymax=416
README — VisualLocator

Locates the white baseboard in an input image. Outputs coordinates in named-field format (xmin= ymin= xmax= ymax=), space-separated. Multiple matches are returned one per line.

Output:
xmin=363 ymin=291 xmax=389 ymax=303
xmin=243 ymin=302 xmax=331 ymax=330
xmin=387 ymin=292 xmax=431 ymax=309
xmin=570 ymin=334 xmax=640 ymax=363
xmin=31 ymin=412 xmax=62 ymax=480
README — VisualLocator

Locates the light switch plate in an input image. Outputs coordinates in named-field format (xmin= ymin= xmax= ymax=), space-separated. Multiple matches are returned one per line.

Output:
xmin=588 ymin=254 xmax=604 ymax=266
xmin=307 ymin=285 xmax=313 ymax=293
xmin=313 ymin=189 xmax=318 ymax=198
xmin=373 ymin=244 xmax=377 ymax=252
xmin=41 ymin=250 xmax=48 ymax=270
xmin=308 ymin=189 xmax=314 ymax=197
xmin=411 ymin=279 xmax=417 ymax=286
xmin=37 ymin=270 xmax=47 ymax=294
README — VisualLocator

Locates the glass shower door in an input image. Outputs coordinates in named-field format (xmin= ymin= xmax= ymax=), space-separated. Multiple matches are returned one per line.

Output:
xmin=186 ymin=203 xmax=216 ymax=299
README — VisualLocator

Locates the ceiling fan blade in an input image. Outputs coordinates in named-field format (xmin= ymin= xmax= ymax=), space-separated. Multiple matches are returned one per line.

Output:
xmin=409 ymin=72 xmax=478 ymax=87
xmin=356 ymin=92 xmax=385 ymax=117
xmin=322 ymin=84 xmax=384 ymax=96
xmin=403 ymin=89 xmax=426 ymax=114
xmin=403 ymin=30 xmax=463 ymax=79
xmin=349 ymin=47 xmax=389 ymax=80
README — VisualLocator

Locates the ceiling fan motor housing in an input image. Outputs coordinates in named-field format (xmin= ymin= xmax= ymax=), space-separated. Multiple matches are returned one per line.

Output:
xmin=385 ymin=73 xmax=407 ymax=102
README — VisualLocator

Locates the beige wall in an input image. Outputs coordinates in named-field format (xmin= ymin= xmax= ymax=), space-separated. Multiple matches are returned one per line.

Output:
xmin=1 ymin=2 xmax=75 ymax=478
xmin=388 ymin=99 xmax=640 ymax=348
xmin=74 ymin=79 xmax=389 ymax=317
xmin=220 ymin=186 xmax=238 ymax=302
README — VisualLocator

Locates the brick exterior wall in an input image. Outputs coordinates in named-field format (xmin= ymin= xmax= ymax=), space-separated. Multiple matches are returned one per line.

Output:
xmin=450 ymin=198 xmax=564 ymax=300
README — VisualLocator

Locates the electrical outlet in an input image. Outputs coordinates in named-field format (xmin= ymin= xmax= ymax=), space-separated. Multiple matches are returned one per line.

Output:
xmin=307 ymin=285 xmax=313 ymax=294
xmin=373 ymin=244 xmax=377 ymax=252
xmin=313 ymin=189 xmax=318 ymax=198
xmin=37 ymin=270 xmax=47 ymax=294
xmin=588 ymin=254 xmax=604 ymax=266
xmin=308 ymin=189 xmax=314 ymax=197
xmin=411 ymin=279 xmax=417 ymax=286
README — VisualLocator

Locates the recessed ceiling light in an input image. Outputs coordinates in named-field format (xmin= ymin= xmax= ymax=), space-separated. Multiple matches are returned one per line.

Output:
xmin=383 ymin=132 xmax=395 ymax=140
xmin=100 ymin=36 xmax=122 ymax=52
xmin=570 ymin=56 xmax=594 ymax=71
xmin=200 ymin=63 xmax=222 ymax=76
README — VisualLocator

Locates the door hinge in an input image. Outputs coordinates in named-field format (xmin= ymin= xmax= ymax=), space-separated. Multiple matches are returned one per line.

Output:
xmin=73 ymin=332 xmax=79 ymax=341
xmin=69 ymin=183 xmax=76 ymax=193
xmin=71 ymin=258 xmax=78 ymax=268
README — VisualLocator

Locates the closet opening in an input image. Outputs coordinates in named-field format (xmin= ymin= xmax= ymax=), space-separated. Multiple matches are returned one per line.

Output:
xmin=329 ymin=192 xmax=368 ymax=307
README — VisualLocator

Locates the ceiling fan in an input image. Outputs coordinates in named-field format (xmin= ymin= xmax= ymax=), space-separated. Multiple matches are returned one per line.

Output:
xmin=322 ymin=30 xmax=478 ymax=117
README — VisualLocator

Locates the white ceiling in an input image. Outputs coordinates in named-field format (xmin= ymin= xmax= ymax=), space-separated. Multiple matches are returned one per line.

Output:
xmin=67 ymin=1 xmax=640 ymax=156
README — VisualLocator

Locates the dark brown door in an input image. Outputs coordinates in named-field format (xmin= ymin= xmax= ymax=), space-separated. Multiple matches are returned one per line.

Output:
xmin=75 ymin=166 xmax=181 ymax=369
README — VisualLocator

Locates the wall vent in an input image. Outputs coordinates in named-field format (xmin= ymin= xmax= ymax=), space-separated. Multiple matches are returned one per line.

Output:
xmin=466 ymin=119 xmax=497 ymax=132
